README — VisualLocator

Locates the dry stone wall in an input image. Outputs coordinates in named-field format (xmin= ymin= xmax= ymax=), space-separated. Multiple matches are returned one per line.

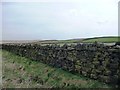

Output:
xmin=2 ymin=43 xmax=120 ymax=87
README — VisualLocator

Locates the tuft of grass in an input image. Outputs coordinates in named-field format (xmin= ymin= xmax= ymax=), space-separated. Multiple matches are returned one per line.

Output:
xmin=2 ymin=50 xmax=111 ymax=88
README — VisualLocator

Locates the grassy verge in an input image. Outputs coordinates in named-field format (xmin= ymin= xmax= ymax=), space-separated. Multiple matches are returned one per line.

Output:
xmin=2 ymin=50 xmax=111 ymax=88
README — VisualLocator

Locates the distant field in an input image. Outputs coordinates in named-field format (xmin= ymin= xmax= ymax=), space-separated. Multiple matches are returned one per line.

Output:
xmin=34 ymin=36 xmax=120 ymax=44
xmin=82 ymin=37 xmax=120 ymax=43
xmin=2 ymin=36 xmax=120 ymax=44
xmin=1 ymin=50 xmax=110 ymax=88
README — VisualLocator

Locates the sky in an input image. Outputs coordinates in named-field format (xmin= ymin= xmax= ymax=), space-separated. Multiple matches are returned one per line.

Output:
xmin=2 ymin=0 xmax=119 ymax=40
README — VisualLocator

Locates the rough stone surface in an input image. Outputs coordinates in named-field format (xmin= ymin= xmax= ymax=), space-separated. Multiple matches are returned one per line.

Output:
xmin=2 ymin=43 xmax=120 ymax=86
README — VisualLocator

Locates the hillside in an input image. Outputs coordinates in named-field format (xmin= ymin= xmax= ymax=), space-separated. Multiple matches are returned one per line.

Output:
xmin=82 ymin=36 xmax=120 ymax=43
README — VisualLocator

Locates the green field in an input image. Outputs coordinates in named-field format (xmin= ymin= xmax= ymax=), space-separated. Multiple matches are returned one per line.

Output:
xmin=1 ymin=50 xmax=111 ymax=88
xmin=82 ymin=36 xmax=120 ymax=43
xmin=2 ymin=36 xmax=119 ymax=45
xmin=33 ymin=36 xmax=120 ymax=45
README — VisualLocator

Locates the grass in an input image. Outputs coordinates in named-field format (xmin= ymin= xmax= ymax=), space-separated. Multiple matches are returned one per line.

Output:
xmin=1 ymin=50 xmax=111 ymax=88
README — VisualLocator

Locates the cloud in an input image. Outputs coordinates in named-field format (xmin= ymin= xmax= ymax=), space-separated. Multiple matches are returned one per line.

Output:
xmin=69 ymin=9 xmax=79 ymax=17
xmin=96 ymin=20 xmax=109 ymax=25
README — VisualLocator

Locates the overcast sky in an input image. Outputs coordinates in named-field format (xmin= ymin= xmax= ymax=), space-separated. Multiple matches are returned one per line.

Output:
xmin=2 ymin=0 xmax=119 ymax=40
